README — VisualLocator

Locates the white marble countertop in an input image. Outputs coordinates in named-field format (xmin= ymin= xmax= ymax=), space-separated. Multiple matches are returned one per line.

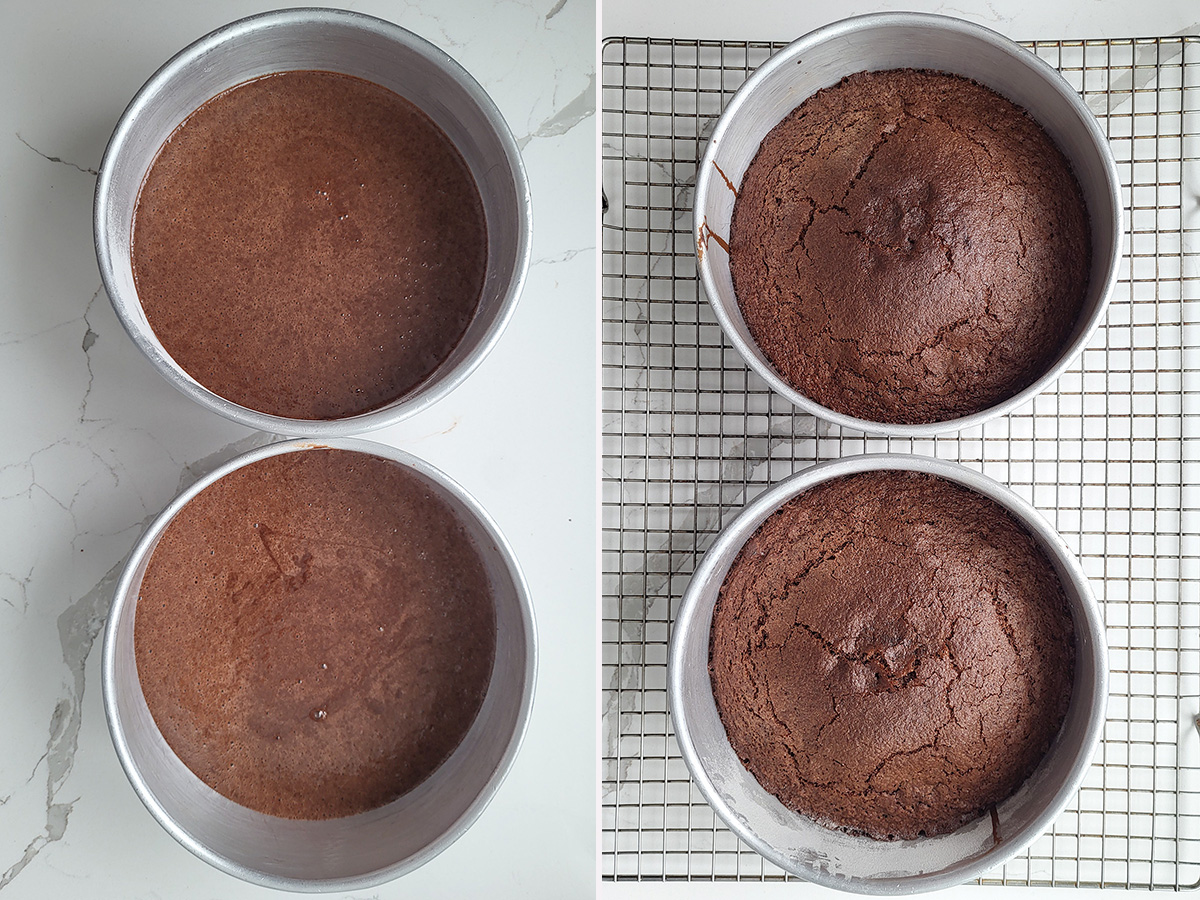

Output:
xmin=600 ymin=1 xmax=1197 ymax=899
xmin=0 ymin=1 xmax=595 ymax=898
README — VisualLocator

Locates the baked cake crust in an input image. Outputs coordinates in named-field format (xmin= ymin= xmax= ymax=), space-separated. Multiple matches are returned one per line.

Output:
xmin=709 ymin=470 xmax=1075 ymax=840
xmin=729 ymin=69 xmax=1090 ymax=424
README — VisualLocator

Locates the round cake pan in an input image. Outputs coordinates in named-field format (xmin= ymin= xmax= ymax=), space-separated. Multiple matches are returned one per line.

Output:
xmin=102 ymin=437 xmax=536 ymax=891
xmin=94 ymin=8 xmax=531 ymax=436
xmin=694 ymin=12 xmax=1123 ymax=437
xmin=669 ymin=453 xmax=1107 ymax=894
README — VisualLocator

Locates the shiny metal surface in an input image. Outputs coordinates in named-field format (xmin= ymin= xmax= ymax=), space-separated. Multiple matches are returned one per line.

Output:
xmin=94 ymin=8 xmax=532 ymax=436
xmin=693 ymin=12 xmax=1123 ymax=437
xmin=102 ymin=437 xmax=537 ymax=891
xmin=667 ymin=453 xmax=1108 ymax=893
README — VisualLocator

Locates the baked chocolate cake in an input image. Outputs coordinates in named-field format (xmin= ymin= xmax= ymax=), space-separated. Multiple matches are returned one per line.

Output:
xmin=709 ymin=470 xmax=1075 ymax=840
xmin=135 ymin=448 xmax=495 ymax=820
xmin=729 ymin=69 xmax=1090 ymax=424
xmin=132 ymin=70 xmax=487 ymax=420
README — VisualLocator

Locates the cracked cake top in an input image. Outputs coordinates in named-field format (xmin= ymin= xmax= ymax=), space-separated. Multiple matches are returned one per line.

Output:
xmin=728 ymin=68 xmax=1090 ymax=425
xmin=708 ymin=469 xmax=1076 ymax=840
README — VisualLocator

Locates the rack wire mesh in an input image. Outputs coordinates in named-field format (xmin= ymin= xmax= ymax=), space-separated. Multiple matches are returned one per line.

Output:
xmin=601 ymin=35 xmax=1200 ymax=888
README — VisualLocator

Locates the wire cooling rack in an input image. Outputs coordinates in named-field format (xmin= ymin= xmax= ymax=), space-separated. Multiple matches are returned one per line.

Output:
xmin=601 ymin=35 xmax=1200 ymax=888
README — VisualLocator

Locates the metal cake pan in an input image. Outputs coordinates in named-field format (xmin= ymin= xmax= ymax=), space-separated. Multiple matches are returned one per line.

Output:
xmin=102 ymin=437 xmax=537 ymax=891
xmin=94 ymin=8 xmax=532 ymax=436
xmin=693 ymin=12 xmax=1123 ymax=437
xmin=668 ymin=453 xmax=1108 ymax=893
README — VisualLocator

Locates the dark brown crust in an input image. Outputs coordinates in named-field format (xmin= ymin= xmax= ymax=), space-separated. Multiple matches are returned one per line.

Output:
xmin=729 ymin=69 xmax=1090 ymax=424
xmin=709 ymin=470 xmax=1075 ymax=840
xmin=135 ymin=449 xmax=496 ymax=820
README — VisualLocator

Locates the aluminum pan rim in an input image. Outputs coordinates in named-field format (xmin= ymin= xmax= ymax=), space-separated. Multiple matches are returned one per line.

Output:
xmin=693 ymin=12 xmax=1124 ymax=438
xmin=668 ymin=453 xmax=1108 ymax=893
xmin=93 ymin=7 xmax=532 ymax=437
xmin=100 ymin=436 xmax=538 ymax=892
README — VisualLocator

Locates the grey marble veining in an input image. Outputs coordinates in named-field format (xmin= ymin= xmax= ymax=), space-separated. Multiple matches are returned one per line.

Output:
xmin=0 ymin=0 xmax=596 ymax=896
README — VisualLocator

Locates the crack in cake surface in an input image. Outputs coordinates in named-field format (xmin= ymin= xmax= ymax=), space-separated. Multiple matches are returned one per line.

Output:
xmin=709 ymin=470 xmax=1075 ymax=840
xmin=728 ymin=69 xmax=1090 ymax=424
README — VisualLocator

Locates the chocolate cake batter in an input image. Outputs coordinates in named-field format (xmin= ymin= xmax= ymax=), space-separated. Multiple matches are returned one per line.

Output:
xmin=135 ymin=448 xmax=496 ymax=820
xmin=729 ymin=69 xmax=1091 ymax=424
xmin=132 ymin=71 xmax=487 ymax=419
xmin=709 ymin=470 xmax=1075 ymax=840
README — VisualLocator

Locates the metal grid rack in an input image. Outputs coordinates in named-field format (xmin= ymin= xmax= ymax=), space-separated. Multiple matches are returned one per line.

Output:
xmin=601 ymin=36 xmax=1200 ymax=888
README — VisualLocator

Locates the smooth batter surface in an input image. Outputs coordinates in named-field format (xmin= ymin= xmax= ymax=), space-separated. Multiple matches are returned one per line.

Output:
xmin=135 ymin=449 xmax=496 ymax=819
xmin=709 ymin=471 xmax=1075 ymax=840
xmin=730 ymin=69 xmax=1090 ymax=424
xmin=132 ymin=71 xmax=487 ymax=420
